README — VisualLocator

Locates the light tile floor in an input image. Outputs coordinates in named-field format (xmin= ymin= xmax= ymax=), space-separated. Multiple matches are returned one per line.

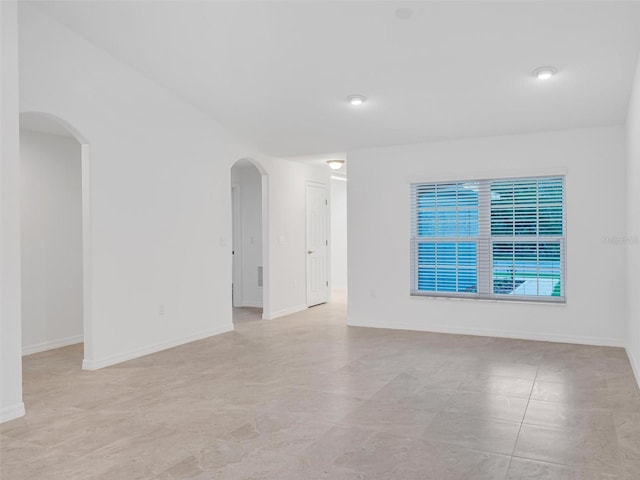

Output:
xmin=1 ymin=293 xmax=639 ymax=479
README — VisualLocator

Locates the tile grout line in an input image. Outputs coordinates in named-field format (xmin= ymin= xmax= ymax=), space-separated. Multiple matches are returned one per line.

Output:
xmin=508 ymin=453 xmax=625 ymax=476
xmin=502 ymin=364 xmax=538 ymax=479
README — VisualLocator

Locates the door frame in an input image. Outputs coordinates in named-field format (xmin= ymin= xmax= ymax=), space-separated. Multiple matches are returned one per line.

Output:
xmin=305 ymin=181 xmax=330 ymax=307
xmin=230 ymin=158 xmax=270 ymax=317
xmin=231 ymin=183 xmax=242 ymax=307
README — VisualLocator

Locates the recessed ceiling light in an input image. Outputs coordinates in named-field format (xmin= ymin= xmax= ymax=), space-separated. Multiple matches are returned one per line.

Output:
xmin=395 ymin=8 xmax=413 ymax=20
xmin=347 ymin=95 xmax=366 ymax=106
xmin=533 ymin=66 xmax=557 ymax=81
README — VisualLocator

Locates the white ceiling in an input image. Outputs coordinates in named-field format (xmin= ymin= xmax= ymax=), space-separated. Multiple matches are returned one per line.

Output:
xmin=31 ymin=1 xmax=640 ymax=158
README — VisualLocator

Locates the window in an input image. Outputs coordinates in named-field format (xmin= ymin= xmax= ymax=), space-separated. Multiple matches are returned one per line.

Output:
xmin=410 ymin=176 xmax=565 ymax=302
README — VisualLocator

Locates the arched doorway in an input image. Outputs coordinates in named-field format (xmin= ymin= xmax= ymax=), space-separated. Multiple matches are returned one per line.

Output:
xmin=230 ymin=158 xmax=269 ymax=322
xmin=19 ymin=112 xmax=92 ymax=367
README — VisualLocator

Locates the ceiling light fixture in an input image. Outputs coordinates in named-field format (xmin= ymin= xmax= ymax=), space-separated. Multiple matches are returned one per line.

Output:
xmin=326 ymin=160 xmax=345 ymax=170
xmin=533 ymin=66 xmax=557 ymax=81
xmin=347 ymin=94 xmax=366 ymax=106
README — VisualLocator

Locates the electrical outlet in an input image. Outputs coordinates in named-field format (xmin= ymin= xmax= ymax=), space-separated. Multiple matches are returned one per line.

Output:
xmin=158 ymin=304 xmax=165 ymax=316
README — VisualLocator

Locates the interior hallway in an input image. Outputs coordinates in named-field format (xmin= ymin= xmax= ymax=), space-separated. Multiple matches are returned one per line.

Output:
xmin=233 ymin=307 xmax=263 ymax=324
xmin=1 ymin=293 xmax=639 ymax=479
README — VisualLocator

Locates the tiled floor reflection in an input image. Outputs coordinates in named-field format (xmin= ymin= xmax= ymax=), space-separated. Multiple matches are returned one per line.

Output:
xmin=1 ymin=292 xmax=639 ymax=479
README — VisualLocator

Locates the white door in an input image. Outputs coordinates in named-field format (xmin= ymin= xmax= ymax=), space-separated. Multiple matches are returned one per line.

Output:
xmin=231 ymin=184 xmax=242 ymax=307
xmin=306 ymin=183 xmax=328 ymax=306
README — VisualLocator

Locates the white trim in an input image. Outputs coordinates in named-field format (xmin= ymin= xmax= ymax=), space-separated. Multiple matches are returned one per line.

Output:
xmin=306 ymin=180 xmax=328 ymax=188
xmin=231 ymin=183 xmax=242 ymax=307
xmin=22 ymin=335 xmax=83 ymax=356
xmin=81 ymin=143 xmax=92 ymax=363
xmin=262 ymin=304 xmax=308 ymax=320
xmin=408 ymin=167 xmax=568 ymax=185
xmin=305 ymin=181 xmax=329 ymax=307
xmin=239 ymin=300 xmax=263 ymax=308
xmin=1 ymin=402 xmax=25 ymax=423
xmin=347 ymin=317 xmax=626 ymax=348
xmin=410 ymin=291 xmax=566 ymax=305
xmin=627 ymin=347 xmax=640 ymax=390
xmin=259 ymin=172 xmax=270 ymax=324
xmin=81 ymin=324 xmax=233 ymax=370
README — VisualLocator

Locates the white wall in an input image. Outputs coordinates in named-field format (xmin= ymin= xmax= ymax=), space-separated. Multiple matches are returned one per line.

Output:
xmin=627 ymin=49 xmax=640 ymax=383
xmin=330 ymin=177 xmax=348 ymax=290
xmin=348 ymin=126 xmax=628 ymax=346
xmin=231 ymin=162 xmax=263 ymax=308
xmin=1 ymin=0 xmax=26 ymax=422
xmin=260 ymin=158 xmax=328 ymax=318
xmin=16 ymin=5 xmax=328 ymax=375
xmin=20 ymin=130 xmax=83 ymax=354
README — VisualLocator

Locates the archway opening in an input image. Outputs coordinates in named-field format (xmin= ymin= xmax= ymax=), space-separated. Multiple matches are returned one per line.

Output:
xmin=230 ymin=158 xmax=267 ymax=323
xmin=19 ymin=112 xmax=91 ymax=368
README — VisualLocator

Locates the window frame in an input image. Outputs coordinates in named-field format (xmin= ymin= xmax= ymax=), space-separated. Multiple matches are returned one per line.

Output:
xmin=410 ymin=175 xmax=566 ymax=304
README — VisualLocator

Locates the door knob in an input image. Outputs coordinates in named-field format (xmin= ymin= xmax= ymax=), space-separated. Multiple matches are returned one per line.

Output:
xmin=308 ymin=250 xmax=315 ymax=254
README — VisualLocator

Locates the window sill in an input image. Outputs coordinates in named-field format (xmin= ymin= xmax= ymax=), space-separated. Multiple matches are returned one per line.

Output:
xmin=410 ymin=292 xmax=567 ymax=306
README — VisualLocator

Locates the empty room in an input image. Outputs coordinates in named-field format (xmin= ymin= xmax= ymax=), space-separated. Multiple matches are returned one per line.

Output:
xmin=2 ymin=1 xmax=640 ymax=479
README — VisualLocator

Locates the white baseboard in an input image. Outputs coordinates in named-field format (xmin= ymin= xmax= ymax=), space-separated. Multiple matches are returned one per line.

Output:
xmin=263 ymin=304 xmax=308 ymax=320
xmin=82 ymin=324 xmax=234 ymax=370
xmin=22 ymin=334 xmax=83 ymax=356
xmin=347 ymin=317 xmax=626 ymax=348
xmin=239 ymin=301 xmax=263 ymax=308
xmin=627 ymin=347 xmax=640 ymax=390
xmin=1 ymin=402 xmax=25 ymax=423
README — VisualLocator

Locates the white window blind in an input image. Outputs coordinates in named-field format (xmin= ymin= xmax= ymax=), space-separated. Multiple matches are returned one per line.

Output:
xmin=410 ymin=176 xmax=565 ymax=302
